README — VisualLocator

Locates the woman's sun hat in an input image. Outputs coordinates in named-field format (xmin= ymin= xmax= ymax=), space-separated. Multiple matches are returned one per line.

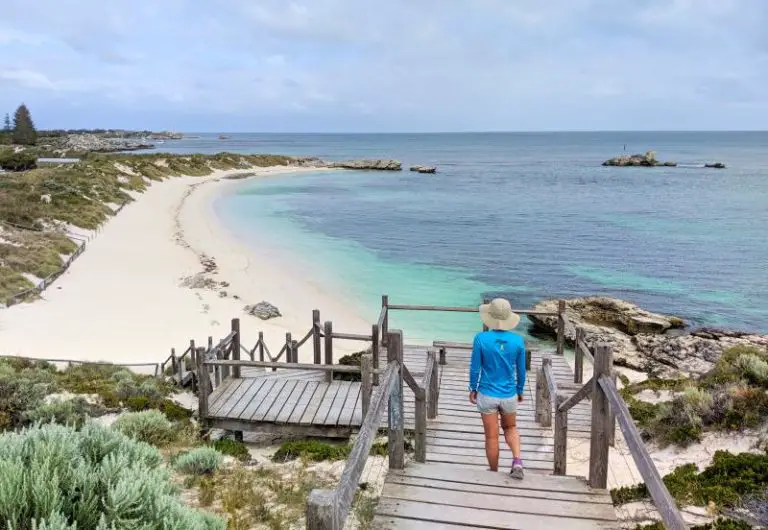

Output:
xmin=479 ymin=298 xmax=521 ymax=331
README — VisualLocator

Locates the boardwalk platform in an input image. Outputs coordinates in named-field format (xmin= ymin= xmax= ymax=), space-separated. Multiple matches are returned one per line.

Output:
xmin=373 ymin=345 xmax=617 ymax=529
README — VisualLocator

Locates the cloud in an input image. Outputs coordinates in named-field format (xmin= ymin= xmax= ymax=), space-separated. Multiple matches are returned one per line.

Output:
xmin=0 ymin=0 xmax=766 ymax=130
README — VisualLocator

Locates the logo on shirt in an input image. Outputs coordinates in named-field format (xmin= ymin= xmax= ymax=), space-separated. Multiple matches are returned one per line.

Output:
xmin=495 ymin=340 xmax=507 ymax=351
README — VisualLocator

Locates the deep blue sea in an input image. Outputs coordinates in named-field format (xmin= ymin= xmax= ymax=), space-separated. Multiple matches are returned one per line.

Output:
xmin=155 ymin=132 xmax=768 ymax=342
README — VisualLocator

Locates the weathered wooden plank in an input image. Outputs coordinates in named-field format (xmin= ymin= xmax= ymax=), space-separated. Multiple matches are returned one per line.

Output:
xmin=425 ymin=436 xmax=555 ymax=453
xmin=427 ymin=453 xmax=552 ymax=471
xmin=206 ymin=379 xmax=239 ymax=416
xmin=228 ymin=379 xmax=263 ymax=419
xmin=263 ymin=380 xmax=298 ymax=422
xmin=212 ymin=378 xmax=251 ymax=418
xmin=252 ymin=379 xmax=287 ymax=422
xmin=375 ymin=499 xmax=616 ymax=530
xmin=380 ymin=483 xmax=618 ymax=521
xmin=385 ymin=475 xmax=612 ymax=504
xmin=300 ymin=383 xmax=331 ymax=425
xmin=425 ymin=445 xmax=553 ymax=463
xmin=589 ymin=344 xmax=611 ymax=489
xmin=235 ymin=378 xmax=270 ymax=420
xmin=275 ymin=380 xmax=308 ymax=423
xmin=311 ymin=381 xmax=342 ymax=425
xmin=288 ymin=380 xmax=319 ymax=424
xmin=337 ymin=383 xmax=360 ymax=427
xmin=243 ymin=379 xmax=279 ymax=421
xmin=323 ymin=381 xmax=352 ymax=426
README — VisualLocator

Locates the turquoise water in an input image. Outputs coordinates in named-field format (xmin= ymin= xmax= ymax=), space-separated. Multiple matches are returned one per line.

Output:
xmin=180 ymin=132 xmax=768 ymax=343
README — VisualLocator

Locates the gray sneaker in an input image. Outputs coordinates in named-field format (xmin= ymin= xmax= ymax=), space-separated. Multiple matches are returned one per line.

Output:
xmin=511 ymin=459 xmax=524 ymax=480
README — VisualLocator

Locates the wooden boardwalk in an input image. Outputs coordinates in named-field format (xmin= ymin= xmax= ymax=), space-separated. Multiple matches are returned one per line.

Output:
xmin=373 ymin=345 xmax=618 ymax=529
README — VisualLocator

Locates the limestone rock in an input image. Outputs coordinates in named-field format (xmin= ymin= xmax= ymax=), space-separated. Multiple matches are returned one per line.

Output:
xmin=602 ymin=151 xmax=675 ymax=167
xmin=244 ymin=301 xmax=282 ymax=320
xmin=63 ymin=134 xmax=154 ymax=153
xmin=410 ymin=165 xmax=437 ymax=173
xmin=330 ymin=159 xmax=402 ymax=171
xmin=704 ymin=162 xmax=726 ymax=169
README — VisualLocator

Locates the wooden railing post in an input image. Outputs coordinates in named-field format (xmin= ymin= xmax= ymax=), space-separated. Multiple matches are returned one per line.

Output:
xmin=231 ymin=318 xmax=241 ymax=378
xmin=387 ymin=329 xmax=405 ymax=470
xmin=482 ymin=297 xmax=490 ymax=331
xmin=556 ymin=299 xmax=566 ymax=356
xmin=525 ymin=347 xmax=532 ymax=372
xmin=361 ymin=353 xmax=372 ymax=418
xmin=292 ymin=340 xmax=299 ymax=364
xmin=258 ymin=331 xmax=265 ymax=362
xmin=438 ymin=346 xmax=446 ymax=366
xmin=196 ymin=343 xmax=209 ymax=427
xmin=608 ymin=370 xmax=617 ymax=447
xmin=554 ymin=393 xmax=568 ymax=475
xmin=324 ymin=321 xmax=333 ymax=382
xmin=286 ymin=333 xmax=293 ymax=363
xmin=190 ymin=340 xmax=197 ymax=393
xmin=589 ymin=343 xmax=613 ymax=489
xmin=371 ymin=324 xmax=380 ymax=386
xmin=170 ymin=348 xmax=177 ymax=377
xmin=535 ymin=356 xmax=552 ymax=427
xmin=306 ymin=489 xmax=339 ymax=530
xmin=313 ymin=309 xmax=322 ymax=365
xmin=414 ymin=390 xmax=427 ymax=463
xmin=427 ymin=350 xmax=439 ymax=419
xmin=381 ymin=295 xmax=389 ymax=347
xmin=574 ymin=327 xmax=585 ymax=383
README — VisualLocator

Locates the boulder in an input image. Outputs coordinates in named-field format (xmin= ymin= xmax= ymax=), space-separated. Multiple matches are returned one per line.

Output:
xmin=602 ymin=151 xmax=675 ymax=167
xmin=330 ymin=159 xmax=402 ymax=171
xmin=528 ymin=297 xmax=768 ymax=377
xmin=410 ymin=165 xmax=437 ymax=173
xmin=63 ymin=134 xmax=154 ymax=153
xmin=244 ymin=301 xmax=282 ymax=320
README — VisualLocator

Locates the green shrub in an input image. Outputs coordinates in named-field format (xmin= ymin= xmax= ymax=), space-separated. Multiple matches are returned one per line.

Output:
xmin=158 ymin=399 xmax=193 ymax=421
xmin=174 ymin=447 xmax=224 ymax=475
xmin=209 ymin=438 xmax=250 ymax=461
xmin=334 ymin=350 xmax=367 ymax=382
xmin=272 ymin=439 xmax=351 ymax=462
xmin=0 ymin=150 xmax=38 ymax=171
xmin=112 ymin=410 xmax=175 ymax=445
xmin=0 ymin=422 xmax=225 ymax=530
xmin=0 ymin=362 xmax=56 ymax=430
xmin=636 ymin=521 xmax=752 ymax=530
xmin=26 ymin=397 xmax=96 ymax=428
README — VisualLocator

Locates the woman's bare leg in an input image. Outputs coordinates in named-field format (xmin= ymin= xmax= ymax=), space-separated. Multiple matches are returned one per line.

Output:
xmin=481 ymin=412 xmax=501 ymax=471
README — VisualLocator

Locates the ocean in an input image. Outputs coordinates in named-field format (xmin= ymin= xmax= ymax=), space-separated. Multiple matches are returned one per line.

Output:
xmin=156 ymin=132 xmax=768 ymax=343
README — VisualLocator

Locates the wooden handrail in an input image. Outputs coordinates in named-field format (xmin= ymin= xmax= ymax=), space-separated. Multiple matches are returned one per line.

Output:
xmin=401 ymin=365 xmax=424 ymax=400
xmin=599 ymin=374 xmax=687 ymax=530
xmin=558 ymin=377 xmax=593 ymax=412
xmin=386 ymin=303 xmax=556 ymax=316
xmin=204 ymin=359 xmax=370 ymax=374
xmin=330 ymin=332 xmax=372 ymax=342
xmin=296 ymin=327 xmax=315 ymax=349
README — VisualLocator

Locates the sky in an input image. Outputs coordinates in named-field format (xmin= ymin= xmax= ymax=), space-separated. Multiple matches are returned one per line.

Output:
xmin=0 ymin=0 xmax=766 ymax=132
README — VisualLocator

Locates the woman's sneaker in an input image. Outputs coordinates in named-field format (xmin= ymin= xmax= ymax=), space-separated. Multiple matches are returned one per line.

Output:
xmin=511 ymin=458 xmax=524 ymax=480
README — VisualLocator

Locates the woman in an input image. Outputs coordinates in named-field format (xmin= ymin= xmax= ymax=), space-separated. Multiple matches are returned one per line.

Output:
xmin=468 ymin=298 xmax=526 ymax=478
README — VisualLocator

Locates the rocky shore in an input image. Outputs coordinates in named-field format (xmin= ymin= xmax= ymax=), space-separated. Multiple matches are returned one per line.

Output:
xmin=529 ymin=297 xmax=768 ymax=377
xmin=603 ymin=151 xmax=677 ymax=167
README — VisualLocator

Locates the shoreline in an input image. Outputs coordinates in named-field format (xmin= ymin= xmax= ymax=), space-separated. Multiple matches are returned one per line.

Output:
xmin=0 ymin=166 xmax=370 ymax=365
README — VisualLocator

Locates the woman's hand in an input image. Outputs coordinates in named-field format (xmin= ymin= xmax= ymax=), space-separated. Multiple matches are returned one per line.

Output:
xmin=469 ymin=391 xmax=478 ymax=404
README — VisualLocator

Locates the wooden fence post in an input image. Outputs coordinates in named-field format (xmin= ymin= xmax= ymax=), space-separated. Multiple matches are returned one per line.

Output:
xmin=428 ymin=350 xmax=439 ymax=419
xmin=306 ymin=489 xmax=339 ymax=530
xmin=556 ymin=300 xmax=566 ymax=356
xmin=371 ymin=324 xmax=380 ymax=386
xmin=313 ymin=309 xmax=322 ymax=365
xmin=170 ymin=348 xmax=177 ymax=378
xmin=231 ymin=318 xmax=241 ymax=378
xmin=324 ymin=321 xmax=333 ymax=382
xmin=258 ymin=331 xmax=265 ymax=362
xmin=381 ymin=295 xmax=389 ymax=347
xmin=525 ymin=347 xmax=532 ymax=372
xmin=415 ymin=390 xmax=427 ymax=463
xmin=439 ymin=346 xmax=446 ymax=366
xmin=554 ymin=393 xmax=568 ymax=475
xmin=589 ymin=343 xmax=613 ymax=489
xmin=387 ymin=330 xmax=405 ymax=470
xmin=190 ymin=340 xmax=197 ymax=393
xmin=286 ymin=333 xmax=293 ymax=363
xmin=361 ymin=353 xmax=372 ymax=418
xmin=608 ymin=370 xmax=617 ymax=447
xmin=482 ymin=297 xmax=490 ymax=331
xmin=574 ymin=327 xmax=585 ymax=384
xmin=535 ymin=356 xmax=552 ymax=427
xmin=196 ymin=344 xmax=209 ymax=430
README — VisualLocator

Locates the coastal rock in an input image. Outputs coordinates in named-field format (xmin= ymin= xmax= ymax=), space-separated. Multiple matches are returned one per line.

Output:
xmin=528 ymin=297 xmax=768 ymax=377
xmin=330 ymin=159 xmax=402 ymax=171
xmin=63 ymin=134 xmax=154 ymax=153
xmin=704 ymin=162 xmax=726 ymax=169
xmin=410 ymin=165 xmax=437 ymax=173
xmin=602 ymin=151 xmax=675 ymax=167
xmin=244 ymin=301 xmax=282 ymax=320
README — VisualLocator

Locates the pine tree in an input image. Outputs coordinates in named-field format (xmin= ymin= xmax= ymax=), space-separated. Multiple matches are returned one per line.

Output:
xmin=12 ymin=104 xmax=37 ymax=145
xmin=2 ymin=113 xmax=10 ymax=132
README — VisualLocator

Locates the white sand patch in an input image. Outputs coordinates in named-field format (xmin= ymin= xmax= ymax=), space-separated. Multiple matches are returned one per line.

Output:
xmin=114 ymin=163 xmax=139 ymax=177
xmin=0 ymin=166 xmax=367 ymax=364
xmin=44 ymin=391 xmax=101 ymax=405
xmin=635 ymin=389 xmax=676 ymax=404
xmin=22 ymin=272 xmax=42 ymax=284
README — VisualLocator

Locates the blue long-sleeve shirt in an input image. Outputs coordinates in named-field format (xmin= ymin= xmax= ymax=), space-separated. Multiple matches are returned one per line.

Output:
xmin=469 ymin=330 xmax=526 ymax=399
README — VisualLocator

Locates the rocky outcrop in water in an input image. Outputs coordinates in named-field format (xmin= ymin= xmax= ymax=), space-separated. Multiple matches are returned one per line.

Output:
xmin=63 ymin=134 xmax=154 ymax=153
xmin=705 ymin=162 xmax=726 ymax=169
xmin=602 ymin=151 xmax=676 ymax=167
xmin=410 ymin=165 xmax=437 ymax=173
xmin=528 ymin=297 xmax=767 ymax=377
xmin=330 ymin=159 xmax=402 ymax=171
xmin=244 ymin=301 xmax=282 ymax=320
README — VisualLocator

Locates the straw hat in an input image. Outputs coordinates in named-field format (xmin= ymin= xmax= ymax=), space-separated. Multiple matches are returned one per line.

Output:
xmin=479 ymin=298 xmax=521 ymax=331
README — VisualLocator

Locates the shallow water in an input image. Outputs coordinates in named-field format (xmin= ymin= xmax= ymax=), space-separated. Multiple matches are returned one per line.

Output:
xmin=168 ymin=132 xmax=768 ymax=342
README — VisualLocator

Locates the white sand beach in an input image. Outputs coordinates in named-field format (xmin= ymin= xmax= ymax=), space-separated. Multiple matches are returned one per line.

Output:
xmin=0 ymin=167 xmax=372 ymax=367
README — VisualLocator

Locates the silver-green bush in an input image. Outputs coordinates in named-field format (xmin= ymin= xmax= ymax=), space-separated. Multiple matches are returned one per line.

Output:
xmin=173 ymin=447 xmax=224 ymax=476
xmin=0 ymin=422 xmax=224 ymax=530
xmin=112 ymin=409 xmax=175 ymax=446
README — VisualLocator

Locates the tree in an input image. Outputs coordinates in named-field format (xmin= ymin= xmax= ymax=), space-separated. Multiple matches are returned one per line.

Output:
xmin=12 ymin=104 xmax=37 ymax=145
xmin=2 ymin=113 xmax=10 ymax=132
